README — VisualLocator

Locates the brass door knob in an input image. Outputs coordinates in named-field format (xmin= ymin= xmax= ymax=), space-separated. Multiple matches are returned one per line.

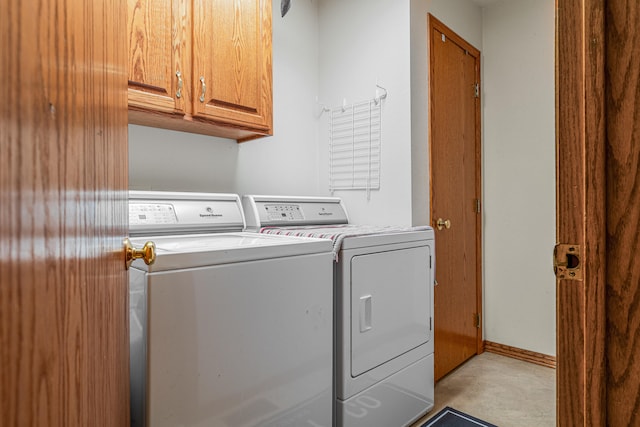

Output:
xmin=436 ymin=218 xmax=451 ymax=230
xmin=124 ymin=238 xmax=156 ymax=269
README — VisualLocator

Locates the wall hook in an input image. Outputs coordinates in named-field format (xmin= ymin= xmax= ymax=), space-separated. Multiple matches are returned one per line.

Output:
xmin=374 ymin=84 xmax=388 ymax=105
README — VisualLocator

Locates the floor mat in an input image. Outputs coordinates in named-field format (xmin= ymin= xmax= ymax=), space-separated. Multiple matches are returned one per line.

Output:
xmin=420 ymin=406 xmax=498 ymax=427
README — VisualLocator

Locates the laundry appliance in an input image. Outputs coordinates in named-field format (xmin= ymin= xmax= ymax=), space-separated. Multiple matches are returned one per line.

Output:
xmin=243 ymin=195 xmax=435 ymax=427
xmin=128 ymin=191 xmax=334 ymax=427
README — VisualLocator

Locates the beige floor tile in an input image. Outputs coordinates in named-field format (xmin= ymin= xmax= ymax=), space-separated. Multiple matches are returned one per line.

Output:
xmin=411 ymin=352 xmax=556 ymax=427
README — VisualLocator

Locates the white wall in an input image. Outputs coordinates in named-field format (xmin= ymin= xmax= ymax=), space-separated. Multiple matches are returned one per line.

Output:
xmin=317 ymin=0 xmax=413 ymax=226
xmin=128 ymin=124 xmax=238 ymax=192
xmin=482 ymin=0 xmax=556 ymax=356
xmin=410 ymin=0 xmax=483 ymax=226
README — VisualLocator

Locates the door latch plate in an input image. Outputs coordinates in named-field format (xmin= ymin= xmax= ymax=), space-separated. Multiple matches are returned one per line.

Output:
xmin=553 ymin=244 xmax=582 ymax=280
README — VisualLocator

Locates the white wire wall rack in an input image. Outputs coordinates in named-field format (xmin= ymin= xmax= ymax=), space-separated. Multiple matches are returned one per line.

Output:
xmin=328 ymin=86 xmax=386 ymax=199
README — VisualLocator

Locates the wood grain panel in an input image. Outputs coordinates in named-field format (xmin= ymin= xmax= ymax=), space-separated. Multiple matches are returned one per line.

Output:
xmin=605 ymin=1 xmax=640 ymax=424
xmin=206 ymin=0 xmax=259 ymax=110
xmin=128 ymin=0 xmax=186 ymax=113
xmin=555 ymin=0 xmax=606 ymax=425
xmin=192 ymin=0 xmax=272 ymax=131
xmin=1 ymin=0 xmax=129 ymax=425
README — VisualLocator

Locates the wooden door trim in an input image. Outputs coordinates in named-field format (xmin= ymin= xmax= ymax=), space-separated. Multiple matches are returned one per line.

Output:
xmin=555 ymin=0 xmax=606 ymax=425
xmin=428 ymin=14 xmax=484 ymax=356
xmin=484 ymin=340 xmax=556 ymax=369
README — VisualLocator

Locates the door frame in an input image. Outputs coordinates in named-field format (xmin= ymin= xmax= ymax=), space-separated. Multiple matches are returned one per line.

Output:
xmin=428 ymin=14 xmax=484 ymax=357
xmin=555 ymin=0 xmax=606 ymax=424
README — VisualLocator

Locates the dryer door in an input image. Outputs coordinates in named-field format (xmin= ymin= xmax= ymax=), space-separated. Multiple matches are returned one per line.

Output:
xmin=351 ymin=245 xmax=432 ymax=377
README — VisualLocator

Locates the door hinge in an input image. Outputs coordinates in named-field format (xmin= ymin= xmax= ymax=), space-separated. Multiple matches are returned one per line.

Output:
xmin=474 ymin=83 xmax=480 ymax=98
xmin=474 ymin=198 xmax=481 ymax=213
xmin=553 ymin=244 xmax=582 ymax=280
xmin=475 ymin=313 xmax=481 ymax=329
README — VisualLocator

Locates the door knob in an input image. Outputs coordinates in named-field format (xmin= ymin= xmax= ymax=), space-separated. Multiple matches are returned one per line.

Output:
xmin=436 ymin=218 xmax=451 ymax=230
xmin=124 ymin=238 xmax=156 ymax=269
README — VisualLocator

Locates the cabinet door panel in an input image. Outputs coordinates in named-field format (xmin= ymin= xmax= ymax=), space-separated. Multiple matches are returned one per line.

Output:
xmin=128 ymin=0 xmax=186 ymax=113
xmin=193 ymin=0 xmax=272 ymax=132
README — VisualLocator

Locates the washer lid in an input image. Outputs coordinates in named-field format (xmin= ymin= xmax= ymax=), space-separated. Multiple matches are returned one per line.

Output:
xmin=129 ymin=232 xmax=333 ymax=272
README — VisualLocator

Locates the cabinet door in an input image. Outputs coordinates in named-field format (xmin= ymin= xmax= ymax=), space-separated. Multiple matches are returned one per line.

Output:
xmin=192 ymin=0 xmax=272 ymax=134
xmin=128 ymin=0 xmax=188 ymax=113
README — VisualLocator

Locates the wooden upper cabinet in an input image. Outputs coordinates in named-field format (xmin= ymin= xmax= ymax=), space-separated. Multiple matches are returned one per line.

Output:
xmin=127 ymin=0 xmax=187 ymax=114
xmin=193 ymin=0 xmax=272 ymax=133
xmin=127 ymin=0 xmax=273 ymax=141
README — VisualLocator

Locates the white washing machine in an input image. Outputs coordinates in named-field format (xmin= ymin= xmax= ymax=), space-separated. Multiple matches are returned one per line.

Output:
xmin=243 ymin=195 xmax=435 ymax=427
xmin=128 ymin=191 xmax=334 ymax=427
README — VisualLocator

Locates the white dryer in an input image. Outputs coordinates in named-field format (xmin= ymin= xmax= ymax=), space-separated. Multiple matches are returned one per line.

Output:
xmin=243 ymin=195 xmax=435 ymax=427
xmin=128 ymin=191 xmax=334 ymax=427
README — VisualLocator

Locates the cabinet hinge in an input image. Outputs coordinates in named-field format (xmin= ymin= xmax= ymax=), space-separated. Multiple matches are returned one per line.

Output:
xmin=475 ymin=313 xmax=481 ymax=329
xmin=474 ymin=83 xmax=480 ymax=98
xmin=475 ymin=198 xmax=481 ymax=213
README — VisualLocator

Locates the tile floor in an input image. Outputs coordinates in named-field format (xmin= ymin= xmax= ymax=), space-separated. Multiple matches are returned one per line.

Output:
xmin=410 ymin=352 xmax=556 ymax=427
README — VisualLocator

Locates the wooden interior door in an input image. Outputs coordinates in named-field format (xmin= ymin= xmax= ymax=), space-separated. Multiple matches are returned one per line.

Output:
xmin=428 ymin=15 xmax=482 ymax=381
xmin=1 ymin=0 xmax=129 ymax=425
xmin=128 ymin=0 xmax=188 ymax=114
xmin=192 ymin=0 xmax=272 ymax=132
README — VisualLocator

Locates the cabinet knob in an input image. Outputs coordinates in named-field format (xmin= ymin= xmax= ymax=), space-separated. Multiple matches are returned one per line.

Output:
xmin=199 ymin=76 xmax=206 ymax=103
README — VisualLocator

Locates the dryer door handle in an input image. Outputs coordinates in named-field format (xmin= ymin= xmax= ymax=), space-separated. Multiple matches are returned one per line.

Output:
xmin=359 ymin=295 xmax=372 ymax=333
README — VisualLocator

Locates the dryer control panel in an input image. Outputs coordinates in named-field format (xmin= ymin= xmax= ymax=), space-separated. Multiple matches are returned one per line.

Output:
xmin=243 ymin=195 xmax=349 ymax=229
xmin=263 ymin=204 xmax=305 ymax=221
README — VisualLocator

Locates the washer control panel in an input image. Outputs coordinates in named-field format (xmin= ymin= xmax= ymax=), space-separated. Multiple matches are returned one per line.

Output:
xmin=129 ymin=191 xmax=245 ymax=235
xmin=130 ymin=203 xmax=178 ymax=225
